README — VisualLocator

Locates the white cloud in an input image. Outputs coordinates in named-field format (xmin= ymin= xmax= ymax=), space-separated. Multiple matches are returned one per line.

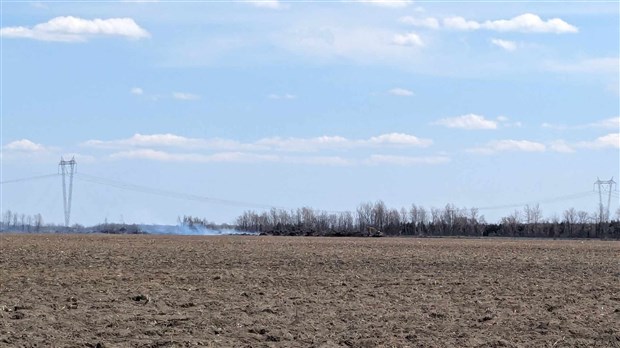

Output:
xmin=130 ymin=87 xmax=144 ymax=95
xmin=443 ymin=13 xmax=577 ymax=33
xmin=549 ymin=140 xmax=575 ymax=153
xmin=547 ymin=57 xmax=620 ymax=74
xmin=392 ymin=32 xmax=424 ymax=47
xmin=399 ymin=16 xmax=440 ymax=29
xmin=0 ymin=16 xmax=150 ymax=42
xmin=84 ymin=134 xmax=189 ymax=148
xmin=3 ymin=139 xmax=48 ymax=152
xmin=109 ymin=149 xmax=280 ymax=163
xmin=591 ymin=117 xmax=620 ymax=129
xmin=491 ymin=38 xmax=517 ymax=52
xmin=388 ymin=88 xmax=414 ymax=96
xmin=108 ymin=150 xmax=451 ymax=167
xmin=83 ymin=133 xmax=259 ymax=151
xmin=276 ymin=26 xmax=424 ymax=66
xmin=246 ymin=0 xmax=284 ymax=9
xmin=576 ymin=133 xmax=620 ymax=149
xmin=172 ymin=92 xmax=200 ymax=100
xmin=107 ymin=149 xmax=450 ymax=166
xmin=204 ymin=152 xmax=279 ymax=163
xmin=542 ymin=117 xmax=620 ymax=130
xmin=541 ymin=122 xmax=564 ymax=130
xmin=365 ymin=154 xmax=449 ymax=166
xmin=117 ymin=133 xmax=204 ymax=147
xmin=84 ymin=132 xmax=432 ymax=153
xmin=268 ymin=93 xmax=297 ymax=100
xmin=1 ymin=139 xmax=71 ymax=162
xmin=30 ymin=2 xmax=48 ymax=9
xmin=367 ymin=133 xmax=431 ymax=146
xmin=468 ymin=140 xmax=546 ymax=154
xmin=482 ymin=13 xmax=578 ymax=34
xmin=433 ymin=114 xmax=498 ymax=130
xmin=256 ymin=136 xmax=349 ymax=152
xmin=355 ymin=0 xmax=413 ymax=8
xmin=285 ymin=156 xmax=353 ymax=166
xmin=255 ymin=133 xmax=431 ymax=152
xmin=443 ymin=17 xmax=481 ymax=31
xmin=495 ymin=116 xmax=522 ymax=128
xmin=1 ymin=140 xmax=98 ymax=164
xmin=130 ymin=88 xmax=204 ymax=101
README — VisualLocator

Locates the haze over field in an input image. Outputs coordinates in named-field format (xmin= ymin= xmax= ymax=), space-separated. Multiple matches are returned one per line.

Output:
xmin=1 ymin=1 xmax=618 ymax=226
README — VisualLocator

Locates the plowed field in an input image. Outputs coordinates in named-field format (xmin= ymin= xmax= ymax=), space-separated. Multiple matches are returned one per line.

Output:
xmin=0 ymin=235 xmax=618 ymax=347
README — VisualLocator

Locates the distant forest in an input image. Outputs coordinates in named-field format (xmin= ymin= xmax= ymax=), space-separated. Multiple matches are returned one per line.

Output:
xmin=0 ymin=210 xmax=143 ymax=234
xmin=2 ymin=202 xmax=620 ymax=239
xmin=231 ymin=202 xmax=620 ymax=239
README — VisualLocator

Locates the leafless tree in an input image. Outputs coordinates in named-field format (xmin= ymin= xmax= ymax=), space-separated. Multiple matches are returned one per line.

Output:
xmin=232 ymin=203 xmax=618 ymax=239
xmin=34 ymin=214 xmax=44 ymax=232
xmin=356 ymin=202 xmax=372 ymax=232
xmin=2 ymin=210 xmax=12 ymax=230
xmin=563 ymin=208 xmax=577 ymax=237
xmin=524 ymin=204 xmax=543 ymax=236
xmin=501 ymin=210 xmax=521 ymax=237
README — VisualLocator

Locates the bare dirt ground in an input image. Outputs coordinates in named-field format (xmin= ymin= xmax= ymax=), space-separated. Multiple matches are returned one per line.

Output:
xmin=0 ymin=235 xmax=618 ymax=348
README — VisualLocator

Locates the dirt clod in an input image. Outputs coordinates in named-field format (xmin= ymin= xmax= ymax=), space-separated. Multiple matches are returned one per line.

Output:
xmin=0 ymin=234 xmax=617 ymax=347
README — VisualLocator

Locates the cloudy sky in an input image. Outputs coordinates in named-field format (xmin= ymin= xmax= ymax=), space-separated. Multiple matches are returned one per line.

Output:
xmin=1 ymin=0 xmax=619 ymax=226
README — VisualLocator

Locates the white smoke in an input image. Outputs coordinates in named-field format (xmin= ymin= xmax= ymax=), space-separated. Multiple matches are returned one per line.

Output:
xmin=139 ymin=224 xmax=256 ymax=236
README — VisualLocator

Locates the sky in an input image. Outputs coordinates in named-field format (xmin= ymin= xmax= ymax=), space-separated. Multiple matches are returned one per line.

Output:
xmin=1 ymin=0 xmax=619 ymax=226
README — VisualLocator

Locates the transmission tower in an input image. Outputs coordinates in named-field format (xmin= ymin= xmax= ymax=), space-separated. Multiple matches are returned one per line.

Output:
xmin=593 ymin=177 xmax=616 ymax=222
xmin=59 ymin=157 xmax=77 ymax=227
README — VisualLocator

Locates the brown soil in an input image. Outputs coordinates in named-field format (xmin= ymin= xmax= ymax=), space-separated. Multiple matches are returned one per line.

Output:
xmin=0 ymin=235 xmax=618 ymax=347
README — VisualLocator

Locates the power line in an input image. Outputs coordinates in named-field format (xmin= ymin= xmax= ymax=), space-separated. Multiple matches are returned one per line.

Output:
xmin=477 ymin=191 xmax=597 ymax=211
xmin=76 ymin=172 xmax=290 ymax=211
xmin=76 ymin=173 xmax=352 ymax=214
xmin=78 ymin=173 xmax=606 ymax=215
xmin=0 ymin=173 xmax=59 ymax=185
xmin=1 ymin=171 xmax=614 ymax=216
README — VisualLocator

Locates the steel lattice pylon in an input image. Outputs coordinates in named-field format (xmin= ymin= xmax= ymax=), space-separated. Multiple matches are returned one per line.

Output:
xmin=594 ymin=177 xmax=616 ymax=222
xmin=59 ymin=157 xmax=77 ymax=227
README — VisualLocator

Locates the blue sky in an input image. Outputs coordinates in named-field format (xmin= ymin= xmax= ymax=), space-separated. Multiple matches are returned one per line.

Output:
xmin=1 ymin=0 xmax=619 ymax=226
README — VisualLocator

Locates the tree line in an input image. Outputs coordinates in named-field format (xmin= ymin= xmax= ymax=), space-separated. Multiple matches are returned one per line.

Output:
xmin=0 ymin=210 xmax=144 ymax=234
xmin=1 ymin=210 xmax=45 ymax=233
xmin=3 ymin=203 xmax=619 ymax=239
xmin=232 ymin=202 xmax=620 ymax=239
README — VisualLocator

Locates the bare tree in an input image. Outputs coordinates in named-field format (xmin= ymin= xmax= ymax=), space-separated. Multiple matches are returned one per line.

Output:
xmin=501 ymin=210 xmax=521 ymax=237
xmin=400 ymin=207 xmax=409 ymax=235
xmin=357 ymin=202 xmax=372 ymax=232
xmin=2 ymin=210 xmax=12 ymax=230
xmin=409 ymin=204 xmax=419 ymax=235
xmin=371 ymin=201 xmax=387 ymax=231
xmin=523 ymin=204 xmax=537 ymax=223
xmin=25 ymin=215 xmax=32 ymax=233
xmin=577 ymin=210 xmax=589 ymax=223
xmin=524 ymin=204 xmax=543 ymax=236
xmin=563 ymin=207 xmax=577 ymax=237
xmin=233 ymin=203 xmax=618 ymax=239
xmin=549 ymin=214 xmax=560 ymax=238
xmin=34 ymin=214 xmax=44 ymax=233
xmin=469 ymin=208 xmax=482 ymax=236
